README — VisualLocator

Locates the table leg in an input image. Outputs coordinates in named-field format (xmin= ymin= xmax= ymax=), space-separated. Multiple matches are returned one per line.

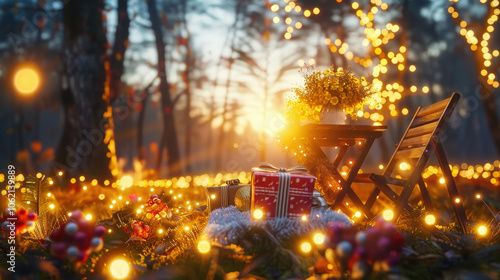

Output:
xmin=332 ymin=145 xmax=349 ymax=168
xmin=331 ymin=137 xmax=376 ymax=218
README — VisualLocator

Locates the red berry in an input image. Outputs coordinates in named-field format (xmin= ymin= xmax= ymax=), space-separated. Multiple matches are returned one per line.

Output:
xmin=17 ymin=208 xmax=28 ymax=216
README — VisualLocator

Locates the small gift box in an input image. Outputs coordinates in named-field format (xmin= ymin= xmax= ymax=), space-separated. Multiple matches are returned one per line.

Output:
xmin=251 ymin=163 xmax=316 ymax=219
xmin=206 ymin=179 xmax=249 ymax=212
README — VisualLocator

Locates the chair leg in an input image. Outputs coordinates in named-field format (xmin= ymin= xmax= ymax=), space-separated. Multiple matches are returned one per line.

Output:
xmin=365 ymin=187 xmax=380 ymax=211
xmin=418 ymin=176 xmax=434 ymax=212
xmin=370 ymin=175 xmax=413 ymax=213
xmin=434 ymin=141 xmax=468 ymax=234
xmin=393 ymin=182 xmax=416 ymax=221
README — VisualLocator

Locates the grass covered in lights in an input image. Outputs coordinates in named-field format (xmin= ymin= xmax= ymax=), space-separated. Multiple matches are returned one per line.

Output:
xmin=0 ymin=161 xmax=499 ymax=278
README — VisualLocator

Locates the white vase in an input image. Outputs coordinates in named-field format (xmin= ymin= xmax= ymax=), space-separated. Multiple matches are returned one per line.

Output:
xmin=320 ymin=110 xmax=346 ymax=124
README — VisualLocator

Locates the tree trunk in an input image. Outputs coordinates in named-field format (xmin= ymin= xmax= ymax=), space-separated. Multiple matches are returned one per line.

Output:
xmin=105 ymin=0 xmax=130 ymax=178
xmin=180 ymin=0 xmax=193 ymax=172
xmin=137 ymin=78 xmax=156 ymax=166
xmin=55 ymin=0 xmax=112 ymax=179
xmin=215 ymin=0 xmax=244 ymax=171
xmin=109 ymin=0 xmax=130 ymax=103
xmin=147 ymin=0 xmax=181 ymax=177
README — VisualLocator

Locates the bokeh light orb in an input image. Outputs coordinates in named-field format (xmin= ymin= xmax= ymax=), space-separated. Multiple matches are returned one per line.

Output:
xmin=253 ymin=209 xmax=264 ymax=219
xmin=197 ymin=240 xmax=211 ymax=254
xmin=477 ymin=225 xmax=488 ymax=236
xmin=119 ymin=175 xmax=134 ymax=188
xmin=14 ymin=67 xmax=40 ymax=95
xmin=109 ymin=259 xmax=130 ymax=279
xmin=301 ymin=241 xmax=312 ymax=253
xmin=424 ymin=214 xmax=436 ymax=225
xmin=382 ymin=209 xmax=394 ymax=221
xmin=313 ymin=233 xmax=325 ymax=245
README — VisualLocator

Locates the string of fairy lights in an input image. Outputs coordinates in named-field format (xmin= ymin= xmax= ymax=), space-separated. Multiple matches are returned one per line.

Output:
xmin=448 ymin=0 xmax=500 ymax=89
xmin=270 ymin=0 xmax=499 ymax=123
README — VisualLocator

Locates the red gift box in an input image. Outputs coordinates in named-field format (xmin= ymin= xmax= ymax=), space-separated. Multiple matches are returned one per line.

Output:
xmin=251 ymin=163 xmax=316 ymax=219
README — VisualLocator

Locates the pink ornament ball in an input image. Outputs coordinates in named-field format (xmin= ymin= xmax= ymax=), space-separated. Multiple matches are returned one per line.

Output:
xmin=51 ymin=229 xmax=66 ymax=242
xmin=381 ymin=221 xmax=396 ymax=236
xmin=70 ymin=211 xmax=83 ymax=221
xmin=51 ymin=242 xmax=67 ymax=258
xmin=150 ymin=194 xmax=158 ymax=199
xmin=354 ymin=246 xmax=367 ymax=260
xmin=94 ymin=226 xmax=106 ymax=238
xmin=74 ymin=232 xmax=87 ymax=247
xmin=366 ymin=227 xmax=381 ymax=244
xmin=327 ymin=222 xmax=345 ymax=244
xmin=77 ymin=219 xmax=92 ymax=235
xmin=27 ymin=212 xmax=37 ymax=221
xmin=376 ymin=237 xmax=392 ymax=259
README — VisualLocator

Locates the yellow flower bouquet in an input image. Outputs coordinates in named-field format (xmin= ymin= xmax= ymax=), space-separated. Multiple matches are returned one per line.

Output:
xmin=284 ymin=66 xmax=378 ymax=124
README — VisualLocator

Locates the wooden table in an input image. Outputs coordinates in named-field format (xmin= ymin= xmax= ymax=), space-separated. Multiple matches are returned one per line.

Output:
xmin=291 ymin=124 xmax=387 ymax=218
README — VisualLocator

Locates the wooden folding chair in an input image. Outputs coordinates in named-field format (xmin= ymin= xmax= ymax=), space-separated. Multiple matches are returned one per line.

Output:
xmin=355 ymin=92 xmax=468 ymax=233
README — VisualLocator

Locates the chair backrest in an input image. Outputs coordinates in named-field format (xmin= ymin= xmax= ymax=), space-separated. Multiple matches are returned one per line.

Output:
xmin=383 ymin=93 xmax=461 ymax=178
